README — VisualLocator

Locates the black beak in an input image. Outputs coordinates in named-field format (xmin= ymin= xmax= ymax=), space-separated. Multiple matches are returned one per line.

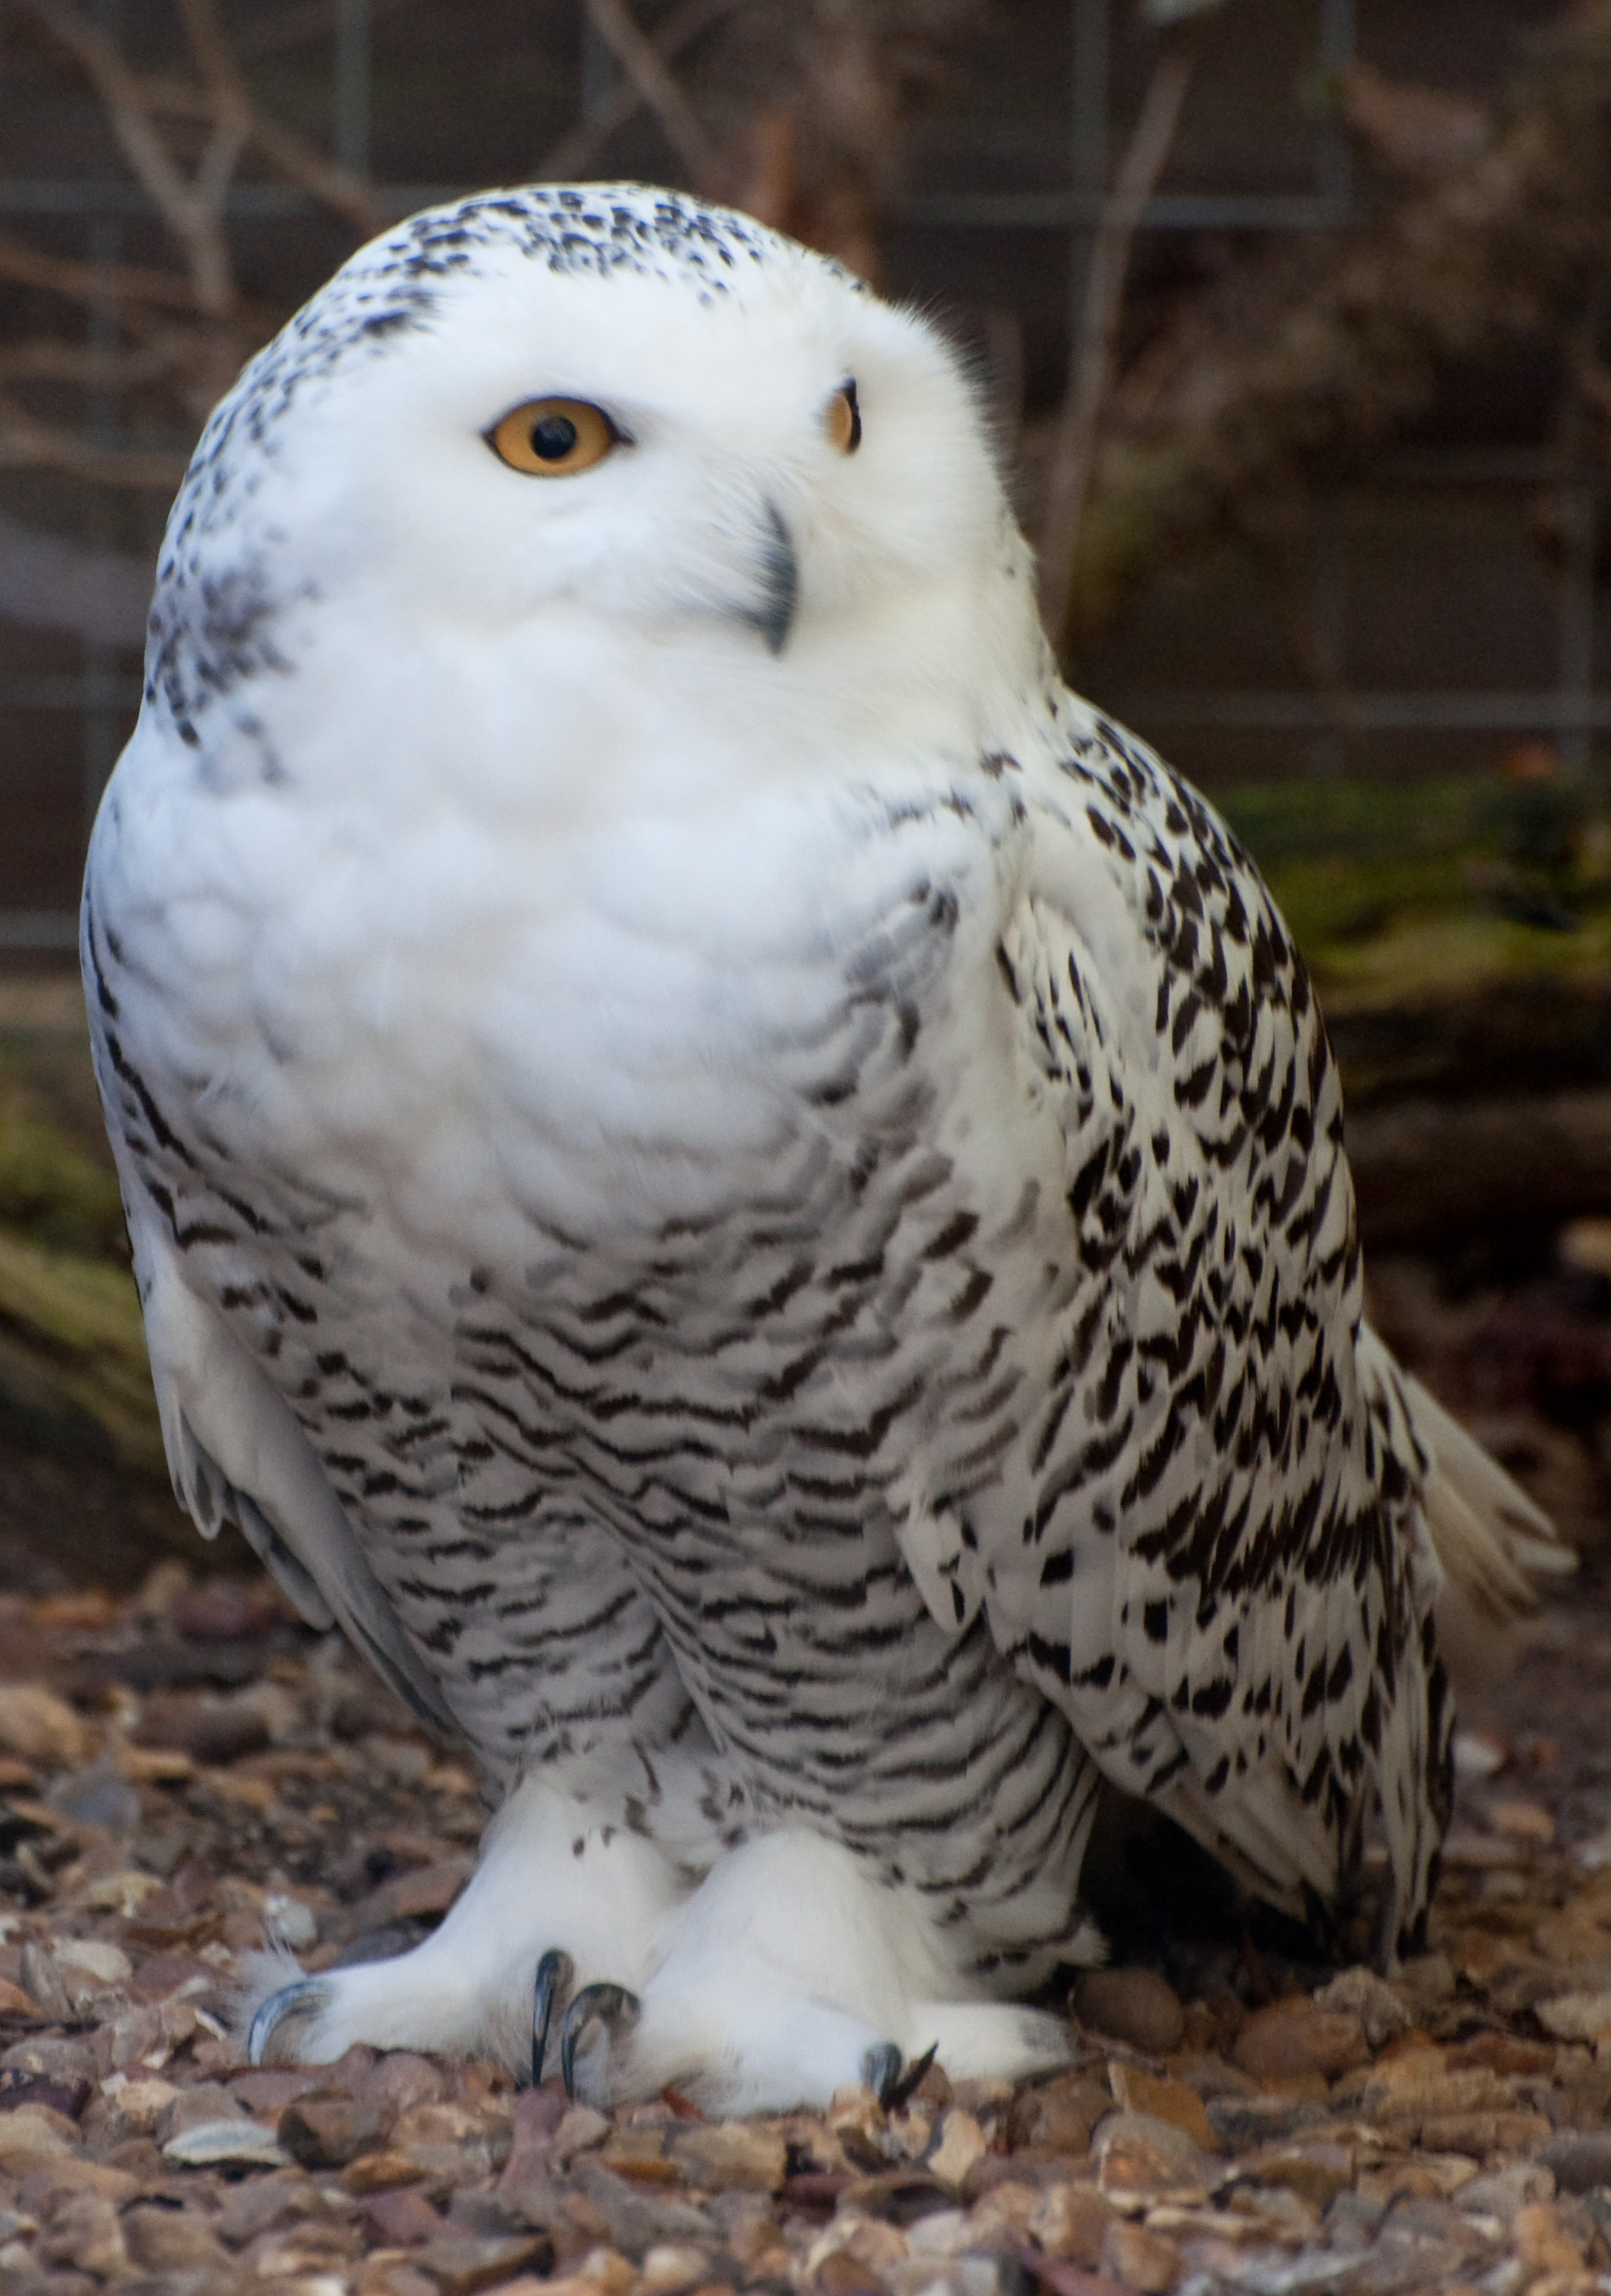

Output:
xmin=748 ymin=500 xmax=797 ymax=656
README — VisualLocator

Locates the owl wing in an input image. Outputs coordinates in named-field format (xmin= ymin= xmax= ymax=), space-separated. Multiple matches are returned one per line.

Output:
xmin=128 ymin=1224 xmax=458 ymax=1738
xmin=82 ymin=875 xmax=457 ymax=1740
xmin=936 ymin=722 xmax=1455 ymax=1946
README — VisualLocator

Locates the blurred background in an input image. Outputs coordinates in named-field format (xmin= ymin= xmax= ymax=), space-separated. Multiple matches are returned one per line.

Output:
xmin=4 ymin=0 xmax=1611 ymax=1608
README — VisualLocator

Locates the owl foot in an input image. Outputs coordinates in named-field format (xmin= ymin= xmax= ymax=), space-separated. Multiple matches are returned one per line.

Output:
xmin=532 ymin=1948 xmax=574 ymax=2084
xmin=247 ymin=1977 xmax=333 ymax=2067
xmin=565 ymin=1830 xmax=1074 ymax=2115
xmin=238 ymin=1768 xmax=685 ymax=2072
xmin=559 ymin=1981 xmax=640 ymax=2099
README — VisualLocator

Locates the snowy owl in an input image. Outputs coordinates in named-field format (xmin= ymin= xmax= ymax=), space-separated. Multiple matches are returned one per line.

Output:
xmin=85 ymin=183 xmax=1563 ymax=2115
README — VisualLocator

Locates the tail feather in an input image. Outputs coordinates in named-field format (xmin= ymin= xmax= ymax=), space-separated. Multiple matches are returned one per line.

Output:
xmin=1396 ymin=1361 xmax=1575 ymax=1690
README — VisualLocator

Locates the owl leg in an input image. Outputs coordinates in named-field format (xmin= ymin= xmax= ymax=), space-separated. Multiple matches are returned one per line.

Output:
xmin=243 ymin=1767 xmax=686 ymax=2073
xmin=567 ymin=1829 xmax=1072 ymax=2115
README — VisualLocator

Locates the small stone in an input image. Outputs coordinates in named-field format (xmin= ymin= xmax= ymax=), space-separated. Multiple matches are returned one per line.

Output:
xmin=826 ymin=2083 xmax=888 ymax=2149
xmin=1232 ymin=1997 xmax=1368 ymax=2084
xmin=122 ymin=2202 xmax=232 ymax=2273
xmin=1537 ymin=1990 xmax=1611 ymax=2045
xmin=342 ymin=2147 xmax=427 ymax=2192
xmin=1311 ymin=1966 xmax=1411 ymax=2052
xmin=103 ymin=2076 xmax=177 ymax=2134
xmin=364 ymin=2187 xmax=448 ymax=2247
xmin=163 ymin=2116 xmax=287 ymax=2168
xmin=635 ymin=2240 xmax=718 ymax=2292
xmin=1452 ymin=1729 xmax=1507 ymax=1778
xmin=1510 ymin=2198 xmax=1586 ymax=2274
xmin=263 ymin=1891 xmax=318 ymax=1950
xmin=0 ymin=1683 xmax=89 ymax=1768
xmin=668 ymin=2121 xmax=787 ymax=2192
xmin=1028 ymin=2179 xmax=1117 ymax=2268
xmin=1094 ymin=2111 xmax=1218 ymax=2205
xmin=567 ymin=2156 xmax=714 ymax=2253
xmin=1074 ymin=1967 xmax=1185 ymax=2055
xmin=1233 ymin=2139 xmax=1353 ymax=2207
xmin=1486 ymin=1796 xmax=1555 ymax=1844
xmin=18 ymin=1940 xmax=72 ymax=2020
xmin=157 ymin=2081 xmax=248 ymax=2142
xmin=389 ymin=2099 xmax=512 ymax=2182
xmin=412 ymin=2231 xmax=550 ymax=2294
xmin=215 ymin=2167 xmax=329 ymax=2245
xmin=1397 ymin=1951 xmax=1456 ymax=2005
xmin=359 ymin=2061 xmax=445 ymax=2123
xmin=1007 ymin=2072 xmax=1112 ymax=2155
xmin=39 ymin=2187 xmax=127 ymax=2280
xmin=1108 ymin=2064 xmax=1215 ymax=2152
xmin=926 ymin=2107 xmax=987 ymax=2191
xmin=1101 ymin=2217 xmax=1181 ymax=2292
xmin=1418 ymin=2109 xmax=1552 ymax=2154
xmin=1457 ymin=2162 xmax=1555 ymax=2220
xmin=1203 ymin=2090 xmax=1330 ymax=2150
xmin=53 ymin=1939 xmax=131 ymax=1989
xmin=0 ymin=2104 xmax=78 ymax=2173
xmin=279 ymin=2092 xmax=392 ymax=2168
xmin=1539 ymin=2128 xmax=1611 ymax=2192
xmin=552 ymin=2104 xmax=612 ymax=2166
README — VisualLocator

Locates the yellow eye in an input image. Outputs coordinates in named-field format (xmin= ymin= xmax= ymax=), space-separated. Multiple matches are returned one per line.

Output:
xmin=487 ymin=397 xmax=619 ymax=477
xmin=823 ymin=381 xmax=861 ymax=454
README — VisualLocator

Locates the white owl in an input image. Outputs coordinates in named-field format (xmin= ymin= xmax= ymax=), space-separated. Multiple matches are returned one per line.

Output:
xmin=83 ymin=183 xmax=1563 ymax=2115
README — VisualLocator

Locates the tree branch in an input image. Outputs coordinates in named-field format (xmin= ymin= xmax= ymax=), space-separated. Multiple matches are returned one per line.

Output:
xmin=538 ymin=0 xmax=751 ymax=183
xmin=581 ymin=0 xmax=725 ymax=194
xmin=1036 ymin=26 xmax=1200 ymax=656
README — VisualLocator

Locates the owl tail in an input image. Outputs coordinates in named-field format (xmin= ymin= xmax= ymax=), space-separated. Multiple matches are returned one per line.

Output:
xmin=1396 ymin=1361 xmax=1575 ymax=1690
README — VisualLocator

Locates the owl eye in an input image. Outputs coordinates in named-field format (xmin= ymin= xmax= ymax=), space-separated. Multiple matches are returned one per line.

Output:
xmin=823 ymin=381 xmax=861 ymax=454
xmin=488 ymin=397 xmax=619 ymax=476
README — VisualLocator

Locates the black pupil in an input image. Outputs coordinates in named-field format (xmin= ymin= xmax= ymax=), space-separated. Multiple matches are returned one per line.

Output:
xmin=530 ymin=414 xmax=578 ymax=461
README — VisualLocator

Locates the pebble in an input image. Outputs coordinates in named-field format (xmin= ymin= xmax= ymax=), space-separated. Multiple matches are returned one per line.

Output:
xmin=1310 ymin=1966 xmax=1411 ymax=2051
xmin=1486 ymin=1796 xmax=1557 ymax=1843
xmin=667 ymin=2119 xmax=788 ymax=2191
xmin=1231 ymin=1997 xmax=1369 ymax=2084
xmin=927 ymin=2107 xmax=988 ymax=2191
xmin=1538 ymin=2127 xmax=1611 ymax=2191
xmin=1102 ymin=2217 xmax=1180 ymax=2291
xmin=0 ymin=1683 xmax=90 ymax=1767
xmin=1095 ymin=2110 xmax=1220 ymax=2205
xmin=1073 ymin=1967 xmax=1186 ymax=2055
xmin=162 ymin=2116 xmax=287 ymax=2167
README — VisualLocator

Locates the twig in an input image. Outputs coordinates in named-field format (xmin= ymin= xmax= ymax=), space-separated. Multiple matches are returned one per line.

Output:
xmin=0 ymin=339 xmax=180 ymax=388
xmin=1036 ymin=26 xmax=1200 ymax=659
xmin=538 ymin=0 xmax=751 ymax=183
xmin=0 ymin=388 xmax=189 ymax=488
xmin=581 ymin=0 xmax=725 ymax=194
xmin=0 ymin=228 xmax=202 ymax=314
xmin=22 ymin=0 xmax=241 ymax=316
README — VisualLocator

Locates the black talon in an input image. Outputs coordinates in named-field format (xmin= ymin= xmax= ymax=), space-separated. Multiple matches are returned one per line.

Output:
xmin=558 ymin=1980 xmax=640 ymax=2103
xmin=881 ymin=2041 xmax=938 ymax=2112
xmin=532 ymin=1948 xmax=573 ymax=2086
xmin=861 ymin=2039 xmax=905 ymax=2108
xmin=246 ymin=1977 xmax=329 ymax=2067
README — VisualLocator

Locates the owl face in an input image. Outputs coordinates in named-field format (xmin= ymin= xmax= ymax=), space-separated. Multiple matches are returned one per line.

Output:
xmin=212 ymin=195 xmax=1007 ymax=668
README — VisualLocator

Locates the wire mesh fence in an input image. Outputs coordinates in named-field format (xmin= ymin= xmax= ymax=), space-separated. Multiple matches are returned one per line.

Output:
xmin=0 ymin=0 xmax=1601 ymax=952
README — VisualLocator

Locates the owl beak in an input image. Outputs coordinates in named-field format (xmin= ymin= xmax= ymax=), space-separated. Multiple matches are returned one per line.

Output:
xmin=745 ymin=500 xmax=798 ymax=656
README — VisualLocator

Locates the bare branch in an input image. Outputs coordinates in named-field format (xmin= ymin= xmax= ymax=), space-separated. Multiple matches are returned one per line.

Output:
xmin=246 ymin=111 xmax=387 ymax=238
xmin=0 ymin=228 xmax=201 ymax=314
xmin=0 ymin=388 xmax=189 ymax=489
xmin=1036 ymin=27 xmax=1199 ymax=656
xmin=581 ymin=0 xmax=725 ymax=194
xmin=0 ymin=339 xmax=181 ymax=389
xmin=538 ymin=0 xmax=751 ymax=183
xmin=21 ymin=0 xmax=239 ymax=316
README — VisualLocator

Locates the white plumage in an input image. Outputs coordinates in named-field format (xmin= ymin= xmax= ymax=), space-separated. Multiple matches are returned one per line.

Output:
xmin=84 ymin=183 xmax=1564 ymax=2113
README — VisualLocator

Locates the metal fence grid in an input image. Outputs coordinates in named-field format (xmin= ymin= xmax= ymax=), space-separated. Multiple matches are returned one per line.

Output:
xmin=0 ymin=0 xmax=1599 ymax=953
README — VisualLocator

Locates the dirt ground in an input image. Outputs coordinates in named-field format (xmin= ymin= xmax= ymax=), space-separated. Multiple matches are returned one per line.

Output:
xmin=4 ymin=1238 xmax=1611 ymax=2294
